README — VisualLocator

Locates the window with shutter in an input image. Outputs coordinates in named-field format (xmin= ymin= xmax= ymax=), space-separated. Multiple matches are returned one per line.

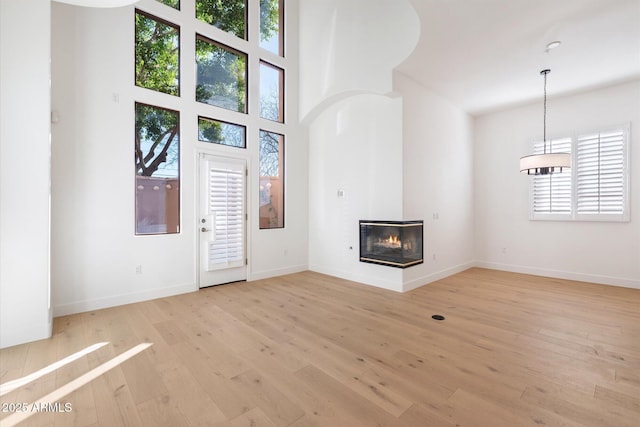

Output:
xmin=529 ymin=125 xmax=629 ymax=222
xmin=576 ymin=129 xmax=626 ymax=219
xmin=531 ymin=137 xmax=572 ymax=218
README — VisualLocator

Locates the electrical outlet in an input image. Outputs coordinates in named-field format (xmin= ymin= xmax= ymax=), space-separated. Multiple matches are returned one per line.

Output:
xmin=136 ymin=265 xmax=142 ymax=275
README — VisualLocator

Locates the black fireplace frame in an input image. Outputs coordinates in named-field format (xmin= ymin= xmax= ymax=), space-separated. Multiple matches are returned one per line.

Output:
xmin=359 ymin=220 xmax=424 ymax=268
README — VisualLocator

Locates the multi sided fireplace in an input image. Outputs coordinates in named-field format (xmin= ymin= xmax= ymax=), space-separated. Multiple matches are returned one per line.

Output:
xmin=359 ymin=220 xmax=423 ymax=268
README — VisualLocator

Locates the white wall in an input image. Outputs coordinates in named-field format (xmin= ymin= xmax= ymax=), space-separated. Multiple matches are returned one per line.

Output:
xmin=298 ymin=0 xmax=419 ymax=122
xmin=308 ymin=94 xmax=405 ymax=290
xmin=301 ymin=0 xmax=419 ymax=291
xmin=0 ymin=0 xmax=52 ymax=348
xmin=394 ymin=72 xmax=475 ymax=291
xmin=50 ymin=0 xmax=307 ymax=316
xmin=475 ymin=80 xmax=640 ymax=288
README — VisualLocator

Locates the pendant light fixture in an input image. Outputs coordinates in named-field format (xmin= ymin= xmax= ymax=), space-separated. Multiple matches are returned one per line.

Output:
xmin=520 ymin=69 xmax=571 ymax=175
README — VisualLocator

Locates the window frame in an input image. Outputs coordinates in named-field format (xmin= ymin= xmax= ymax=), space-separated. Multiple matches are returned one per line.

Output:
xmin=135 ymin=9 xmax=181 ymax=97
xmin=259 ymin=129 xmax=285 ymax=229
xmin=259 ymin=60 xmax=285 ymax=123
xmin=195 ymin=0 xmax=248 ymax=40
xmin=259 ymin=0 xmax=284 ymax=56
xmin=134 ymin=102 xmax=181 ymax=235
xmin=197 ymin=115 xmax=247 ymax=149
xmin=155 ymin=0 xmax=180 ymax=10
xmin=529 ymin=124 xmax=630 ymax=222
xmin=195 ymin=33 xmax=249 ymax=114
xmin=134 ymin=0 xmax=290 ymax=236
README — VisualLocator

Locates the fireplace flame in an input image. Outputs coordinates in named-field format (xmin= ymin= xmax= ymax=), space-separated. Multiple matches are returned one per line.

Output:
xmin=374 ymin=234 xmax=401 ymax=249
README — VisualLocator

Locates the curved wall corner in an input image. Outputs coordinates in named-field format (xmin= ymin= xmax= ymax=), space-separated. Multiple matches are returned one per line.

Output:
xmin=307 ymin=93 xmax=405 ymax=291
xmin=299 ymin=0 xmax=420 ymax=123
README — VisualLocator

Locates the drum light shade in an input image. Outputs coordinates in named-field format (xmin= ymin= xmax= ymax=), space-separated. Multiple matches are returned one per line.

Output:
xmin=520 ymin=69 xmax=571 ymax=176
xmin=520 ymin=152 xmax=570 ymax=175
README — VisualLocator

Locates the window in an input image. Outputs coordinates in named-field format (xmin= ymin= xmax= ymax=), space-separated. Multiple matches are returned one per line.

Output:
xmin=531 ymin=138 xmax=572 ymax=216
xmin=198 ymin=117 xmax=246 ymax=148
xmin=196 ymin=35 xmax=247 ymax=113
xmin=576 ymin=129 xmax=627 ymax=218
xmin=155 ymin=0 xmax=180 ymax=10
xmin=259 ymin=130 xmax=284 ymax=229
xmin=134 ymin=0 xmax=288 ymax=237
xmin=196 ymin=0 xmax=247 ymax=40
xmin=135 ymin=10 xmax=180 ymax=96
xmin=260 ymin=0 xmax=283 ymax=55
xmin=135 ymin=103 xmax=180 ymax=234
xmin=530 ymin=125 xmax=629 ymax=221
xmin=259 ymin=61 xmax=284 ymax=122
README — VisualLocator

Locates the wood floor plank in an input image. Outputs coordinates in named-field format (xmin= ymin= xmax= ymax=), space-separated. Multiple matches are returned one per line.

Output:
xmin=520 ymin=381 xmax=639 ymax=427
xmin=594 ymin=384 xmax=640 ymax=414
xmin=347 ymin=367 xmax=413 ymax=417
xmin=1 ymin=268 xmax=638 ymax=426
xmin=446 ymin=388 xmax=538 ymax=427
xmin=156 ymin=362 xmax=227 ymax=426
xmin=229 ymin=407 xmax=278 ymax=427
xmin=228 ymin=369 xmax=305 ymax=426
xmin=293 ymin=364 xmax=402 ymax=427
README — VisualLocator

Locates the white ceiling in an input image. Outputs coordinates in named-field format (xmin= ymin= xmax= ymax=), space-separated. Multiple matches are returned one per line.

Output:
xmin=396 ymin=0 xmax=640 ymax=116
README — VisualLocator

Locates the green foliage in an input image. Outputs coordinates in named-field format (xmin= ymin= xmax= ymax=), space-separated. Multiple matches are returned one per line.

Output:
xmin=196 ymin=38 xmax=246 ymax=112
xmin=259 ymin=0 xmax=279 ymax=43
xmin=155 ymin=0 xmax=180 ymax=10
xmin=135 ymin=104 xmax=179 ymax=177
xmin=198 ymin=118 xmax=246 ymax=148
xmin=135 ymin=12 xmax=180 ymax=96
xmin=195 ymin=0 xmax=280 ymax=42
xmin=198 ymin=118 xmax=223 ymax=143
xmin=196 ymin=0 xmax=246 ymax=39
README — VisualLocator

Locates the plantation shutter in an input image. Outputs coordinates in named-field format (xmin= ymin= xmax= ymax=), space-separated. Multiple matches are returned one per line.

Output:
xmin=576 ymin=130 xmax=625 ymax=216
xmin=531 ymin=137 xmax=572 ymax=216
xmin=206 ymin=166 xmax=245 ymax=270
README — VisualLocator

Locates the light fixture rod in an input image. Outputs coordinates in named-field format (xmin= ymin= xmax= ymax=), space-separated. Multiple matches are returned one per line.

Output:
xmin=541 ymin=69 xmax=550 ymax=154
xmin=520 ymin=68 xmax=570 ymax=176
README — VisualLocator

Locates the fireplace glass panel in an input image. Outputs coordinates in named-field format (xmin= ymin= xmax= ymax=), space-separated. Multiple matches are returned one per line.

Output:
xmin=359 ymin=221 xmax=423 ymax=268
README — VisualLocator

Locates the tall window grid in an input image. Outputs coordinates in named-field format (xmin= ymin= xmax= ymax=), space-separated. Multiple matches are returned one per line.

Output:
xmin=135 ymin=0 xmax=288 ymax=234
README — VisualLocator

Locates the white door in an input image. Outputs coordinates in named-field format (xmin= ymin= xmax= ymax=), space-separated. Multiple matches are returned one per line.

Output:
xmin=198 ymin=153 xmax=247 ymax=288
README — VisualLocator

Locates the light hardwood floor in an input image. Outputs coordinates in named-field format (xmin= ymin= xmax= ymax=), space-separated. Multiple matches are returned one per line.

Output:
xmin=1 ymin=268 xmax=639 ymax=426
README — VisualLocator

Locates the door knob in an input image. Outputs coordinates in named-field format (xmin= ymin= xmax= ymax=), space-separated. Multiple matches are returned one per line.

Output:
xmin=201 ymin=227 xmax=209 ymax=232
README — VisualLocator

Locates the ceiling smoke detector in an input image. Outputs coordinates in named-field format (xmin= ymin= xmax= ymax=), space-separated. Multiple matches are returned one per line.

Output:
xmin=545 ymin=40 xmax=562 ymax=52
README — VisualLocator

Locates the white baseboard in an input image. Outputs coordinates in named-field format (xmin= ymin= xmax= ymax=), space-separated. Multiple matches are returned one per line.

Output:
xmin=250 ymin=264 xmax=308 ymax=281
xmin=52 ymin=262 xmax=638 ymax=318
xmin=474 ymin=261 xmax=640 ymax=290
xmin=308 ymin=264 xmax=404 ymax=292
xmin=53 ymin=282 xmax=197 ymax=317
xmin=402 ymin=261 xmax=475 ymax=292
